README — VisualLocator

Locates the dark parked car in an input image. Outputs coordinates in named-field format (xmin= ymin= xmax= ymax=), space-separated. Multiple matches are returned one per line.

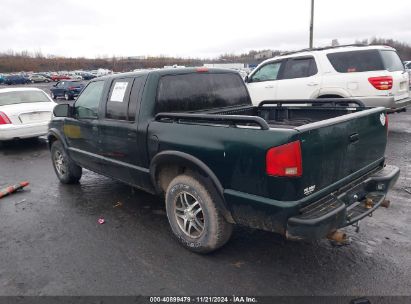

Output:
xmin=4 ymin=75 xmax=30 ymax=85
xmin=49 ymin=68 xmax=399 ymax=253
xmin=80 ymin=72 xmax=96 ymax=80
xmin=50 ymin=81 xmax=84 ymax=100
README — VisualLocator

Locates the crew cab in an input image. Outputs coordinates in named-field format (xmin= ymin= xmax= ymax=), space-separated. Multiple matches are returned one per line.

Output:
xmin=48 ymin=68 xmax=399 ymax=253
xmin=246 ymin=45 xmax=411 ymax=113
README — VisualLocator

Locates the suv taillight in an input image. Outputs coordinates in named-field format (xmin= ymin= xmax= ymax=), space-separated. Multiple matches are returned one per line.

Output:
xmin=0 ymin=111 xmax=11 ymax=125
xmin=368 ymin=76 xmax=393 ymax=90
xmin=266 ymin=141 xmax=302 ymax=177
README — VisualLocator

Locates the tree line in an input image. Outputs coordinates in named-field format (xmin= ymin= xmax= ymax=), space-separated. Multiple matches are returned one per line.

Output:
xmin=1 ymin=38 xmax=410 ymax=73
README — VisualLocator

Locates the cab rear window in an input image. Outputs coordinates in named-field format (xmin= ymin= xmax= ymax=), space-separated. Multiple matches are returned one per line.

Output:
xmin=327 ymin=50 xmax=384 ymax=73
xmin=155 ymin=73 xmax=250 ymax=113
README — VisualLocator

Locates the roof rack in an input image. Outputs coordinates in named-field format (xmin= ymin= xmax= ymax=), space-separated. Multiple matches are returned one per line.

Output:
xmin=279 ymin=44 xmax=368 ymax=56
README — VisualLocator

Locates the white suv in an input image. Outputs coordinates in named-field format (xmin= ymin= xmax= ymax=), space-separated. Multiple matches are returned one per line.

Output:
xmin=246 ymin=45 xmax=411 ymax=112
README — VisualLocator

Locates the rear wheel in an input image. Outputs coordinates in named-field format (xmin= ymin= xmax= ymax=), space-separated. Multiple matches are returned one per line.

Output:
xmin=51 ymin=141 xmax=82 ymax=184
xmin=50 ymin=92 xmax=56 ymax=99
xmin=165 ymin=173 xmax=232 ymax=253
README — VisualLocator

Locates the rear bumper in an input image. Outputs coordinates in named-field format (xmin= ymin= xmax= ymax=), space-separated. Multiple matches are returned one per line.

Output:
xmin=0 ymin=122 xmax=49 ymax=140
xmin=356 ymin=95 xmax=411 ymax=112
xmin=286 ymin=165 xmax=400 ymax=240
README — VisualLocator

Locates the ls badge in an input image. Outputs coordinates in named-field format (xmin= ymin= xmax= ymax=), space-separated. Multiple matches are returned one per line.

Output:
xmin=304 ymin=185 xmax=316 ymax=196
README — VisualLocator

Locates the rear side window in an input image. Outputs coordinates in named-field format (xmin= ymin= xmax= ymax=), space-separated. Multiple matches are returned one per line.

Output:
xmin=106 ymin=78 xmax=133 ymax=120
xmin=380 ymin=50 xmax=404 ymax=72
xmin=156 ymin=73 xmax=250 ymax=113
xmin=75 ymin=81 xmax=104 ymax=119
xmin=327 ymin=50 xmax=384 ymax=73
xmin=282 ymin=57 xmax=317 ymax=79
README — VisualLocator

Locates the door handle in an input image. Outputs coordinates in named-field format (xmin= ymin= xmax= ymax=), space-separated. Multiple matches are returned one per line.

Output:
xmin=265 ymin=85 xmax=275 ymax=89
xmin=349 ymin=133 xmax=359 ymax=143
xmin=307 ymin=82 xmax=319 ymax=86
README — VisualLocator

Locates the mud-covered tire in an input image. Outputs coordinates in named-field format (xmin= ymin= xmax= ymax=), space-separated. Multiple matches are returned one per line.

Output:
xmin=51 ymin=141 xmax=82 ymax=184
xmin=165 ymin=173 xmax=232 ymax=253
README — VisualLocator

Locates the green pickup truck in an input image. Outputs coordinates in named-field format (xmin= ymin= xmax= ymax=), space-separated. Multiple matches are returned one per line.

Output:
xmin=49 ymin=68 xmax=399 ymax=253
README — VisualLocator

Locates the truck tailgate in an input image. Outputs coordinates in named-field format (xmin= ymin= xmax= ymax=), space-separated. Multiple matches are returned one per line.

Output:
xmin=296 ymin=107 xmax=387 ymax=198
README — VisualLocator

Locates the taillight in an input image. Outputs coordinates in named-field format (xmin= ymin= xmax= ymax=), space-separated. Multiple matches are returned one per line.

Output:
xmin=266 ymin=140 xmax=302 ymax=177
xmin=368 ymin=76 xmax=393 ymax=90
xmin=196 ymin=67 xmax=209 ymax=72
xmin=0 ymin=111 xmax=12 ymax=125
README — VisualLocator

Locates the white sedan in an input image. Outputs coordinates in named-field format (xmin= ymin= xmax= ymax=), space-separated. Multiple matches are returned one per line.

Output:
xmin=0 ymin=88 xmax=57 ymax=141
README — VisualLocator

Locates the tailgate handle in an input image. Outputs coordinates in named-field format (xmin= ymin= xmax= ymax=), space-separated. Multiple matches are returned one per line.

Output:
xmin=349 ymin=133 xmax=359 ymax=143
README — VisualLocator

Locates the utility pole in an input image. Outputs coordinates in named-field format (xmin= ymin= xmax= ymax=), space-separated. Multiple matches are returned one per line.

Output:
xmin=309 ymin=0 xmax=314 ymax=49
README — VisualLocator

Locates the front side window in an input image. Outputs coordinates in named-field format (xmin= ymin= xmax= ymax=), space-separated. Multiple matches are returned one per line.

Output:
xmin=250 ymin=62 xmax=282 ymax=82
xmin=282 ymin=57 xmax=317 ymax=79
xmin=75 ymin=81 xmax=104 ymax=119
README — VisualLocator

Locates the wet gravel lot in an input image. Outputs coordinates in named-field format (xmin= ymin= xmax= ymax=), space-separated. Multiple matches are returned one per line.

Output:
xmin=0 ymin=82 xmax=410 ymax=296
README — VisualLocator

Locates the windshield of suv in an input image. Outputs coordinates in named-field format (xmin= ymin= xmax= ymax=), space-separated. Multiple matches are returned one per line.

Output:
xmin=380 ymin=50 xmax=404 ymax=72
xmin=0 ymin=90 xmax=51 ymax=106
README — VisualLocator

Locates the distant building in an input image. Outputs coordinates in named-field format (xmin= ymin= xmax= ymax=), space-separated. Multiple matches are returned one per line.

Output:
xmin=164 ymin=64 xmax=186 ymax=69
xmin=254 ymin=50 xmax=274 ymax=60
xmin=127 ymin=56 xmax=146 ymax=60
xmin=203 ymin=63 xmax=244 ymax=70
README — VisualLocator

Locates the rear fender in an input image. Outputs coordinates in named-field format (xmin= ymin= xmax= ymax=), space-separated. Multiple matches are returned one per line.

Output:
xmin=150 ymin=151 xmax=234 ymax=223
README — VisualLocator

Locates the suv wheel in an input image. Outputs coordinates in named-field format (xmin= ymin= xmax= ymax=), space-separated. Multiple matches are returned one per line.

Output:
xmin=50 ymin=92 xmax=56 ymax=99
xmin=64 ymin=93 xmax=70 ymax=100
xmin=51 ymin=141 xmax=82 ymax=184
xmin=165 ymin=173 xmax=232 ymax=253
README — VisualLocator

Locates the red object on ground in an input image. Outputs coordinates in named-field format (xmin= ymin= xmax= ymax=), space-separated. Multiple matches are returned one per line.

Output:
xmin=98 ymin=217 xmax=105 ymax=225
xmin=0 ymin=181 xmax=29 ymax=199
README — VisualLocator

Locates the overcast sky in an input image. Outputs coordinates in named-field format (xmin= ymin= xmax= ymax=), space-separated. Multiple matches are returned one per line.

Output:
xmin=1 ymin=0 xmax=410 ymax=58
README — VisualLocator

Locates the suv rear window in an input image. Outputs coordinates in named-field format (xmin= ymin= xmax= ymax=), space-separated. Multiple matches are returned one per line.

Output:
xmin=156 ymin=73 xmax=250 ymax=113
xmin=327 ymin=50 xmax=384 ymax=73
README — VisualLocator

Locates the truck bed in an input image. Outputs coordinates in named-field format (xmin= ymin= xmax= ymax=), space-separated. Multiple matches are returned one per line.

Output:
xmin=212 ymin=105 xmax=359 ymax=129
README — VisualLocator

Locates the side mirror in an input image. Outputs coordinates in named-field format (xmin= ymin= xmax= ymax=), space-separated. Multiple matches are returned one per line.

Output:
xmin=53 ymin=104 xmax=71 ymax=117
xmin=244 ymin=75 xmax=249 ymax=83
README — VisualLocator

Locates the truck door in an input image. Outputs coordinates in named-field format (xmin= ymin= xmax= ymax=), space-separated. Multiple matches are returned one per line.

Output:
xmin=97 ymin=76 xmax=147 ymax=186
xmin=246 ymin=60 xmax=283 ymax=105
xmin=64 ymin=80 xmax=105 ymax=171
xmin=276 ymin=56 xmax=321 ymax=99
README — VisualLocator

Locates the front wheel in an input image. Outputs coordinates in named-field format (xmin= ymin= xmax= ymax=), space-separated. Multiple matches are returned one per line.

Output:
xmin=64 ymin=93 xmax=72 ymax=100
xmin=165 ymin=173 xmax=232 ymax=253
xmin=51 ymin=141 xmax=82 ymax=184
